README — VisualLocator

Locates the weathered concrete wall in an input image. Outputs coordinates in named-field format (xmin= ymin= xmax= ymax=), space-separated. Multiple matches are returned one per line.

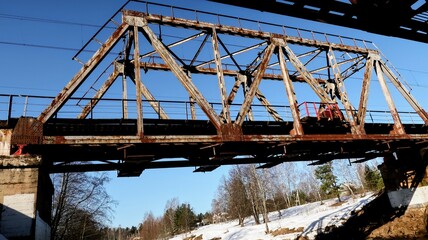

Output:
xmin=388 ymin=186 xmax=428 ymax=208
xmin=0 ymin=156 xmax=52 ymax=239
xmin=0 ymin=129 xmax=11 ymax=156
xmin=380 ymin=148 xmax=428 ymax=209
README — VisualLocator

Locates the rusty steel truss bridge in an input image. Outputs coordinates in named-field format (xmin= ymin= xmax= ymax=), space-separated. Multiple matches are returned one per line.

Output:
xmin=1 ymin=1 xmax=428 ymax=176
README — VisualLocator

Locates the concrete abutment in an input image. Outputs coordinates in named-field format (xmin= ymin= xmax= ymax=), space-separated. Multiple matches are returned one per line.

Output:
xmin=0 ymin=156 xmax=52 ymax=240
xmin=380 ymin=147 xmax=428 ymax=208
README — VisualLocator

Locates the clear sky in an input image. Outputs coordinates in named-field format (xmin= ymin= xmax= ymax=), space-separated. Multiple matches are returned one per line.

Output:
xmin=1 ymin=0 xmax=428 ymax=228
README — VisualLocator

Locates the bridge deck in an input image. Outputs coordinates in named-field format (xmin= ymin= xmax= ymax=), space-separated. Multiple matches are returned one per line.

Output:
xmin=40 ymin=118 xmax=426 ymax=136
xmin=3 ymin=117 xmax=427 ymax=174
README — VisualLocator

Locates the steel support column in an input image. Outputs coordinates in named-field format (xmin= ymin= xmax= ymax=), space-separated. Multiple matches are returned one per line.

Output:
xmin=374 ymin=60 xmax=405 ymax=134
xmin=133 ymin=25 xmax=144 ymax=136
xmin=357 ymin=53 xmax=375 ymax=128
xmin=235 ymin=43 xmax=275 ymax=126
xmin=278 ymin=45 xmax=303 ymax=135
xmin=211 ymin=28 xmax=231 ymax=123
xmin=122 ymin=64 xmax=129 ymax=119
xmin=379 ymin=61 xmax=428 ymax=125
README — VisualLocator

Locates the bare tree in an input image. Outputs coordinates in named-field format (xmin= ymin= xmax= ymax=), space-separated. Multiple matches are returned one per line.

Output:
xmin=212 ymin=176 xmax=228 ymax=222
xmin=163 ymin=197 xmax=179 ymax=235
xmin=139 ymin=212 xmax=162 ymax=240
xmin=226 ymin=167 xmax=251 ymax=226
xmin=236 ymin=165 xmax=261 ymax=225
xmin=256 ymin=167 xmax=270 ymax=233
xmin=51 ymin=172 xmax=115 ymax=240
xmin=278 ymin=162 xmax=297 ymax=208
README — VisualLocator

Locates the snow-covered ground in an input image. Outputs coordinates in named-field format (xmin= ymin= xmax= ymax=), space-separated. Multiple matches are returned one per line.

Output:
xmin=170 ymin=193 xmax=376 ymax=240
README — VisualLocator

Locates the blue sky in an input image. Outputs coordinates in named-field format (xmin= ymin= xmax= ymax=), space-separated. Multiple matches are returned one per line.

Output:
xmin=1 ymin=0 xmax=428 ymax=228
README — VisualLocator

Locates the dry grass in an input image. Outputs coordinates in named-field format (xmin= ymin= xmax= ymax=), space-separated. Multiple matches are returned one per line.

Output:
xmin=270 ymin=226 xmax=305 ymax=236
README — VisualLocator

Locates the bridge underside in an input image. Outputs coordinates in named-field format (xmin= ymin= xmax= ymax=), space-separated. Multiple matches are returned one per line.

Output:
xmin=5 ymin=117 xmax=427 ymax=176
xmin=209 ymin=0 xmax=428 ymax=44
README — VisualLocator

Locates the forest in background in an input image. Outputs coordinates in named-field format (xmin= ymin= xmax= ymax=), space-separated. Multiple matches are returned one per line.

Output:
xmin=50 ymin=160 xmax=384 ymax=240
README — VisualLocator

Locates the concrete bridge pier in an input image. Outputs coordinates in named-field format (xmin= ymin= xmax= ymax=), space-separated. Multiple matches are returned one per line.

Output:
xmin=379 ymin=147 xmax=428 ymax=208
xmin=0 ymin=155 xmax=52 ymax=240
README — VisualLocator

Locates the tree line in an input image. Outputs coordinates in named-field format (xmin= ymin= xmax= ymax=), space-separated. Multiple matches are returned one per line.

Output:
xmin=50 ymin=160 xmax=383 ymax=239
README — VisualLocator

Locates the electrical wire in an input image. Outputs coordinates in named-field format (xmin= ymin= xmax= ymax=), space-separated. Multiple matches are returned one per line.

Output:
xmin=0 ymin=41 xmax=90 ymax=52
xmin=0 ymin=13 xmax=105 ymax=29
xmin=2 ymin=12 xmax=428 ymax=93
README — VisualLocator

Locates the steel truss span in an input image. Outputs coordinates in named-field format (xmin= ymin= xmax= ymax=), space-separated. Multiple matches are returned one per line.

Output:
xmin=3 ymin=2 xmax=428 ymax=176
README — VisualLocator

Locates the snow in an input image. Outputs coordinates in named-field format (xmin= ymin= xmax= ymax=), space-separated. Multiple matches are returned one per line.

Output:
xmin=170 ymin=193 xmax=376 ymax=240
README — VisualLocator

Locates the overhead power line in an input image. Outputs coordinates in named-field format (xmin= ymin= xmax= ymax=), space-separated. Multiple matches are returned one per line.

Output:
xmin=1 ymin=12 xmax=428 ymax=91
xmin=0 ymin=41 xmax=87 ymax=52
xmin=0 ymin=13 xmax=104 ymax=28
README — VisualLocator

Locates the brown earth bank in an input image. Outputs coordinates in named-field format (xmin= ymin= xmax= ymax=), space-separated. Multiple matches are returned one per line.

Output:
xmin=316 ymin=191 xmax=428 ymax=240
xmin=367 ymin=207 xmax=428 ymax=239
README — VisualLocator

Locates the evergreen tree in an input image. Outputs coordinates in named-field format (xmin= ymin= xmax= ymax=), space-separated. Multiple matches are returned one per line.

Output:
xmin=364 ymin=164 xmax=384 ymax=191
xmin=174 ymin=203 xmax=196 ymax=233
xmin=314 ymin=162 xmax=341 ymax=202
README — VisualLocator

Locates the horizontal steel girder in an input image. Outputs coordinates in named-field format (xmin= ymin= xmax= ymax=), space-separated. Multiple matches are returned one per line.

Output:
xmin=122 ymin=10 xmax=378 ymax=55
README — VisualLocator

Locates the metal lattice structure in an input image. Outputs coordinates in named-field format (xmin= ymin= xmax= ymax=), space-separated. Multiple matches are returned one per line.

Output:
xmin=4 ymin=1 xmax=428 ymax=176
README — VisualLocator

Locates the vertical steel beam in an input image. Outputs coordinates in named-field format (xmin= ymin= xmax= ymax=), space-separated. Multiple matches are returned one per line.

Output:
xmin=123 ymin=31 xmax=133 ymax=119
xmin=77 ymin=69 xmax=120 ymax=119
xmin=357 ymin=53 xmax=374 ymax=128
xmin=38 ymin=22 xmax=129 ymax=123
xmin=242 ymin=75 xmax=255 ymax=121
xmin=327 ymin=47 xmax=362 ymax=134
xmin=235 ymin=43 xmax=275 ymax=126
xmin=7 ymin=95 xmax=13 ymax=124
xmin=278 ymin=46 xmax=303 ymax=135
xmin=128 ymin=73 xmax=169 ymax=120
xmin=211 ymin=28 xmax=231 ymax=123
xmin=374 ymin=60 xmax=405 ymax=134
xmin=189 ymin=96 xmax=197 ymax=120
xmin=379 ymin=61 xmax=428 ymax=125
xmin=282 ymin=44 xmax=331 ymax=103
xmin=133 ymin=25 xmax=143 ymax=136
xmin=122 ymin=67 xmax=129 ymax=119
xmin=136 ymin=17 xmax=222 ymax=130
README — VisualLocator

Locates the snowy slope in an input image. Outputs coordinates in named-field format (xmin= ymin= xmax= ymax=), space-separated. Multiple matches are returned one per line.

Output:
xmin=170 ymin=193 xmax=376 ymax=240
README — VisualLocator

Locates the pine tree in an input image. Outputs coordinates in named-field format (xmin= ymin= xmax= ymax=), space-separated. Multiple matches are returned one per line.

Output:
xmin=174 ymin=203 xmax=196 ymax=233
xmin=314 ymin=162 xmax=341 ymax=202
xmin=364 ymin=164 xmax=384 ymax=191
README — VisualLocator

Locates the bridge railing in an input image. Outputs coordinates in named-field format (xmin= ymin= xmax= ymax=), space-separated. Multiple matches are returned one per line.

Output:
xmin=0 ymin=94 xmax=424 ymax=126
xmin=124 ymin=0 xmax=376 ymax=50
xmin=71 ymin=0 xmax=376 ymax=65
xmin=0 ymin=94 xmax=294 ymax=122
xmin=298 ymin=101 xmax=424 ymax=125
